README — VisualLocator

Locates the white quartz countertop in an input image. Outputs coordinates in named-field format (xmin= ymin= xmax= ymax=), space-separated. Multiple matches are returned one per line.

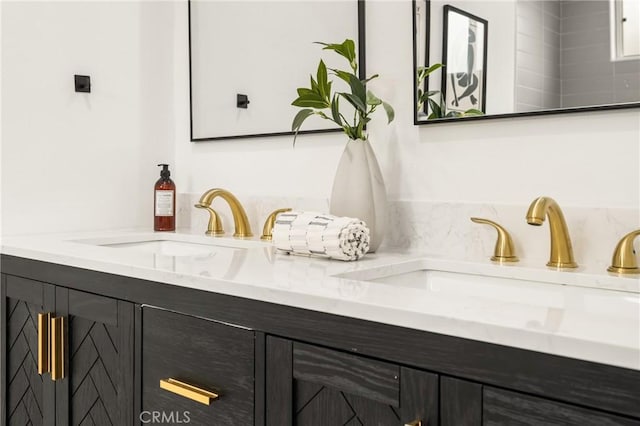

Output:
xmin=2 ymin=229 xmax=639 ymax=370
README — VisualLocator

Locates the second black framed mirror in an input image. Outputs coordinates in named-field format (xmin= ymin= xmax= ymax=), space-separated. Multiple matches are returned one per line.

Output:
xmin=413 ymin=0 xmax=640 ymax=125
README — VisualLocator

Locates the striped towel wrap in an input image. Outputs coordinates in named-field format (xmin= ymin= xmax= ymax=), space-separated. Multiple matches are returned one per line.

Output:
xmin=272 ymin=211 xmax=370 ymax=261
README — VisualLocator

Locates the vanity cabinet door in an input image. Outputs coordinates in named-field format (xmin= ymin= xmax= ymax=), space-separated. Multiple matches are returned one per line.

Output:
xmin=2 ymin=275 xmax=56 ymax=426
xmin=54 ymin=288 xmax=135 ymax=426
xmin=266 ymin=336 xmax=438 ymax=426
xmin=141 ymin=307 xmax=255 ymax=426
xmin=483 ymin=387 xmax=640 ymax=426
xmin=440 ymin=376 xmax=482 ymax=426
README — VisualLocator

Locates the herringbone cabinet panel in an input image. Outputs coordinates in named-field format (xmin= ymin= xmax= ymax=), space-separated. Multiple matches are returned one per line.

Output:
xmin=266 ymin=337 xmax=439 ymax=426
xmin=59 ymin=291 xmax=134 ymax=426
xmin=6 ymin=299 xmax=43 ymax=426
xmin=69 ymin=317 xmax=119 ymax=426
xmin=2 ymin=279 xmax=134 ymax=426
xmin=294 ymin=380 xmax=400 ymax=426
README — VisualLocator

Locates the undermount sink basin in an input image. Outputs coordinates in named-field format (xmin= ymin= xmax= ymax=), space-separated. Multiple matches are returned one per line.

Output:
xmin=336 ymin=259 xmax=640 ymax=294
xmin=366 ymin=269 xmax=524 ymax=289
xmin=345 ymin=267 xmax=546 ymax=295
xmin=71 ymin=233 xmax=269 ymax=258
xmin=102 ymin=240 xmax=220 ymax=257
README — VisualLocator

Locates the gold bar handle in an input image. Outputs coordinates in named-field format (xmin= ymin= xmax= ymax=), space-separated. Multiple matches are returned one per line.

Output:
xmin=51 ymin=316 xmax=65 ymax=381
xmin=405 ymin=421 xmax=422 ymax=426
xmin=37 ymin=313 xmax=51 ymax=375
xmin=160 ymin=378 xmax=220 ymax=406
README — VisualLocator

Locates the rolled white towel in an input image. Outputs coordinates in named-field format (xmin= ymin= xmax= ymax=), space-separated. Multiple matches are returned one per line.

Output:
xmin=272 ymin=211 xmax=370 ymax=261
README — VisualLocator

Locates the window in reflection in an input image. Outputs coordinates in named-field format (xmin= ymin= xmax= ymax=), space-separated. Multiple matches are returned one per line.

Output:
xmin=613 ymin=0 xmax=640 ymax=59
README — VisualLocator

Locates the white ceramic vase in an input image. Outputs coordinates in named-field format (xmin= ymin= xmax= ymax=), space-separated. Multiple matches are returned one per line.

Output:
xmin=329 ymin=138 xmax=388 ymax=252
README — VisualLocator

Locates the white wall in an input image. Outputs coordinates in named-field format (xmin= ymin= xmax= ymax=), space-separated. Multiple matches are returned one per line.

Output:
xmin=175 ymin=0 xmax=639 ymax=211
xmin=1 ymin=0 xmax=638 ymax=240
xmin=1 ymin=1 xmax=175 ymax=235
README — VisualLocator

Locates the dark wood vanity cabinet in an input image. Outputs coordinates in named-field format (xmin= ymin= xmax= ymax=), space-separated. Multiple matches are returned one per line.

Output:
xmin=264 ymin=340 xmax=640 ymax=426
xmin=2 ymin=256 xmax=640 ymax=426
xmin=1 ymin=275 xmax=135 ymax=426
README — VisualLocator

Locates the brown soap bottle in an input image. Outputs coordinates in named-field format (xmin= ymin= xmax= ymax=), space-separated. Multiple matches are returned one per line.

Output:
xmin=154 ymin=164 xmax=176 ymax=231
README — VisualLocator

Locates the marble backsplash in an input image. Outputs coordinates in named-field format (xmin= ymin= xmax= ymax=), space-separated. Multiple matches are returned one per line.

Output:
xmin=178 ymin=193 xmax=639 ymax=268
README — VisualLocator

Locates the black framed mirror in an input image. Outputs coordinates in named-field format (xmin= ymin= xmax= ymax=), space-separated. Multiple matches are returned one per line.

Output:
xmin=189 ymin=0 xmax=366 ymax=141
xmin=413 ymin=0 xmax=640 ymax=125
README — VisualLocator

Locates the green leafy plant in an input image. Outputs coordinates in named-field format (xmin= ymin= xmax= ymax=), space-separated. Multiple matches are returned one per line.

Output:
xmin=291 ymin=39 xmax=394 ymax=144
xmin=417 ymin=63 xmax=484 ymax=119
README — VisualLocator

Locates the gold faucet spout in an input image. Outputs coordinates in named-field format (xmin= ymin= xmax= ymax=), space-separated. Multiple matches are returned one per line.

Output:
xmin=198 ymin=188 xmax=253 ymax=238
xmin=526 ymin=196 xmax=578 ymax=269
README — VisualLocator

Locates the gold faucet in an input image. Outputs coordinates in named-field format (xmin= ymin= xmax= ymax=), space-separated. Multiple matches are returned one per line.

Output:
xmin=470 ymin=217 xmax=519 ymax=262
xmin=607 ymin=229 xmax=640 ymax=274
xmin=193 ymin=204 xmax=224 ymax=236
xmin=195 ymin=188 xmax=253 ymax=238
xmin=261 ymin=208 xmax=292 ymax=240
xmin=526 ymin=196 xmax=578 ymax=268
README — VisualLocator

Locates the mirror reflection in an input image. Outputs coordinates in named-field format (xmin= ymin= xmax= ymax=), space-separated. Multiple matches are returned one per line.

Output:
xmin=190 ymin=0 xmax=361 ymax=141
xmin=413 ymin=0 xmax=640 ymax=123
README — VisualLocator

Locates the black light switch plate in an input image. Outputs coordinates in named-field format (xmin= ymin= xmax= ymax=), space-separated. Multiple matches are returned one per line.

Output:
xmin=74 ymin=75 xmax=91 ymax=93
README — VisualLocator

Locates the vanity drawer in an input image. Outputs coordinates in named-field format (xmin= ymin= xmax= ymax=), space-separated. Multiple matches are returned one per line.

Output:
xmin=483 ymin=387 xmax=640 ymax=426
xmin=142 ymin=307 xmax=255 ymax=425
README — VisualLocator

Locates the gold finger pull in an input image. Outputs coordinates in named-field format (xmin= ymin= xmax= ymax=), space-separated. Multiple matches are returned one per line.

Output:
xmin=471 ymin=217 xmax=519 ymax=263
xmin=37 ymin=313 xmax=51 ymax=375
xmin=50 ymin=316 xmax=65 ymax=381
xmin=160 ymin=378 xmax=220 ymax=405
xmin=405 ymin=421 xmax=422 ymax=426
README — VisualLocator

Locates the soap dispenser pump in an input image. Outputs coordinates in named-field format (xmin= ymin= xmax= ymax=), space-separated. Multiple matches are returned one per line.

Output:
xmin=154 ymin=164 xmax=176 ymax=231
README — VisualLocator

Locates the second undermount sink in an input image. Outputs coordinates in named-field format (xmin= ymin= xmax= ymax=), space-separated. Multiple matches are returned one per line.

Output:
xmin=367 ymin=269 xmax=521 ymax=289
xmin=340 ymin=265 xmax=538 ymax=292
xmin=336 ymin=259 xmax=640 ymax=294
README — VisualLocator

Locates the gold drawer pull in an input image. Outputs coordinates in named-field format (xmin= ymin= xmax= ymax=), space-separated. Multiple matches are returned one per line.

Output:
xmin=37 ymin=313 xmax=51 ymax=375
xmin=405 ymin=421 xmax=422 ymax=426
xmin=160 ymin=378 xmax=220 ymax=405
xmin=51 ymin=316 xmax=65 ymax=381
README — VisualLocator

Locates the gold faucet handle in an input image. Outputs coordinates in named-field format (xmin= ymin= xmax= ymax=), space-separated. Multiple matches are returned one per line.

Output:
xmin=261 ymin=208 xmax=293 ymax=240
xmin=471 ymin=217 xmax=519 ymax=263
xmin=608 ymin=229 xmax=640 ymax=274
xmin=194 ymin=204 xmax=225 ymax=236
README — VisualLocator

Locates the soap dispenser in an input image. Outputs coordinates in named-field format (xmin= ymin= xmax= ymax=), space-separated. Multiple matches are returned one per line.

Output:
xmin=154 ymin=164 xmax=176 ymax=231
